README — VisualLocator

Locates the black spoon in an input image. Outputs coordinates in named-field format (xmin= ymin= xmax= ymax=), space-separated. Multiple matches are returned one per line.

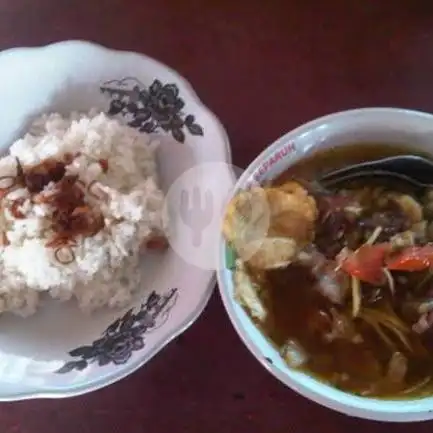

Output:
xmin=319 ymin=155 xmax=433 ymax=193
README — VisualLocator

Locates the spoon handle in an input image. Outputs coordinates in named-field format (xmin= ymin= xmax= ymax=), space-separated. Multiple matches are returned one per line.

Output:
xmin=320 ymin=155 xmax=433 ymax=189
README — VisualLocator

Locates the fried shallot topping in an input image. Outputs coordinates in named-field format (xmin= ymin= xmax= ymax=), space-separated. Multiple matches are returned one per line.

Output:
xmin=1 ymin=155 xmax=107 ymax=254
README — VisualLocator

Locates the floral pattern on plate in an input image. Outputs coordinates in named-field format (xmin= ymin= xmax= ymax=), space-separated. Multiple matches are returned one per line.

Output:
xmin=100 ymin=77 xmax=204 ymax=143
xmin=56 ymin=288 xmax=179 ymax=373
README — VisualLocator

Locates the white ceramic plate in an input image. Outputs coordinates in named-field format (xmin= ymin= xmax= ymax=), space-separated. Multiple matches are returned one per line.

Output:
xmin=0 ymin=40 xmax=234 ymax=400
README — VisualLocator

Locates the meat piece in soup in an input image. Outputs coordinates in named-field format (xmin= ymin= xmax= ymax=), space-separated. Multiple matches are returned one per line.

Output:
xmin=224 ymin=143 xmax=433 ymax=398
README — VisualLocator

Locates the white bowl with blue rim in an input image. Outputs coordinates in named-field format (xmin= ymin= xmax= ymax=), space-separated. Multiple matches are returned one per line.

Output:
xmin=0 ymin=40 xmax=234 ymax=400
xmin=217 ymin=108 xmax=433 ymax=422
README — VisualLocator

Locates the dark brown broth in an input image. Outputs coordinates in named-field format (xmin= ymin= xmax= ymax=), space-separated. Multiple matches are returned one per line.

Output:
xmin=262 ymin=265 xmax=433 ymax=398
xmin=259 ymin=142 xmax=433 ymax=399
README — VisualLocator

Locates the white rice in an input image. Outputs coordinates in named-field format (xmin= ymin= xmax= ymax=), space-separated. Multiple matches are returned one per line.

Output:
xmin=0 ymin=110 xmax=166 ymax=316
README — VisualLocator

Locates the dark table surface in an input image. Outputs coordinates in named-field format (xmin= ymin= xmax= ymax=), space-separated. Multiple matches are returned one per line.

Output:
xmin=2 ymin=0 xmax=433 ymax=431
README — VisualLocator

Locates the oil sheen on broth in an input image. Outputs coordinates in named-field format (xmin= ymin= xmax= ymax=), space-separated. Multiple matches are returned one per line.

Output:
xmin=253 ymin=142 xmax=433 ymax=398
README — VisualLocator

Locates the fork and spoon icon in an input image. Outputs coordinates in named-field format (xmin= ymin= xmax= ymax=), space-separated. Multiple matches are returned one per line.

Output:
xmin=179 ymin=186 xmax=214 ymax=247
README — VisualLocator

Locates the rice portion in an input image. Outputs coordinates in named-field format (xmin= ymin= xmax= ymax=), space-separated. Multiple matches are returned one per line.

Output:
xmin=0 ymin=111 xmax=166 ymax=316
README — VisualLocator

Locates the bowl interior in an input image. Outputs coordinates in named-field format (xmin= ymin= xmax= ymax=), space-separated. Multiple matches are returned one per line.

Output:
xmin=217 ymin=108 xmax=433 ymax=422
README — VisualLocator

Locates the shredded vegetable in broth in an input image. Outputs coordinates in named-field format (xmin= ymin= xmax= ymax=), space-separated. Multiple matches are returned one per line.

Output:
xmin=225 ymin=143 xmax=433 ymax=398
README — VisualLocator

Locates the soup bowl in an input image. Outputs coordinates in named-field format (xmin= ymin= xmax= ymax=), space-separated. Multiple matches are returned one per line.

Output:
xmin=217 ymin=107 xmax=433 ymax=422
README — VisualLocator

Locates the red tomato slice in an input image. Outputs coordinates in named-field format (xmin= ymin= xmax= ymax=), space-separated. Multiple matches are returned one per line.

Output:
xmin=340 ymin=244 xmax=390 ymax=285
xmin=386 ymin=245 xmax=433 ymax=272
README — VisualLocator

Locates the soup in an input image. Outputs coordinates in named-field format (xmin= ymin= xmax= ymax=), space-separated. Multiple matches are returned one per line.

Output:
xmin=224 ymin=143 xmax=433 ymax=398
